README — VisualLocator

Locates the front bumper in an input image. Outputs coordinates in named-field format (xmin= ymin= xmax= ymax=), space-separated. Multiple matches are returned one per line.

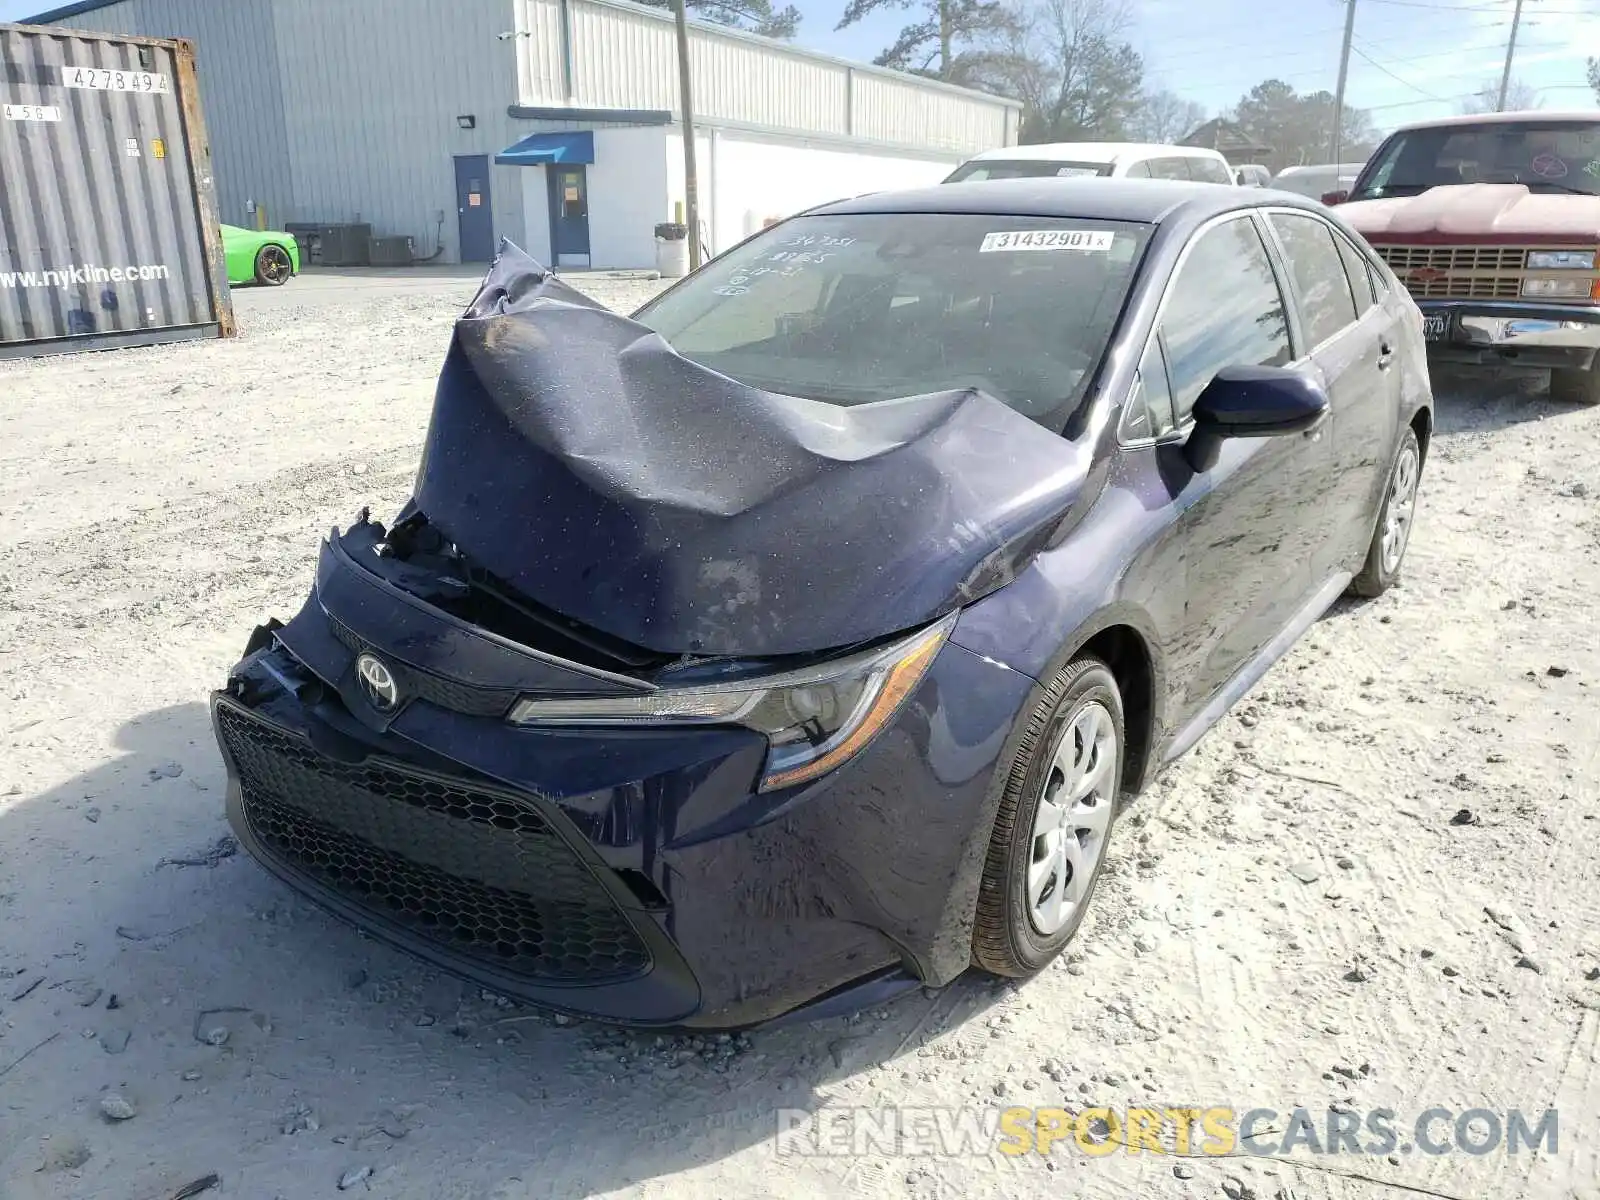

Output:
xmin=1419 ymin=300 xmax=1600 ymax=369
xmin=209 ymin=529 xmax=1033 ymax=1028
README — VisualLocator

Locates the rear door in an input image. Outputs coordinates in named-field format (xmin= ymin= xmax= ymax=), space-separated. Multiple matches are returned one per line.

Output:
xmin=1263 ymin=209 xmax=1391 ymax=579
xmin=1152 ymin=214 xmax=1332 ymax=719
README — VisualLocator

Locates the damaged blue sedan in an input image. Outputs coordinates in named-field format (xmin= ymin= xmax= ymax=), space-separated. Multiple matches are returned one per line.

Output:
xmin=212 ymin=179 xmax=1432 ymax=1028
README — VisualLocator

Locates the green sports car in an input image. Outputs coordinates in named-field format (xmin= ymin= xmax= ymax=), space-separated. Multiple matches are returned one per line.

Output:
xmin=221 ymin=223 xmax=299 ymax=287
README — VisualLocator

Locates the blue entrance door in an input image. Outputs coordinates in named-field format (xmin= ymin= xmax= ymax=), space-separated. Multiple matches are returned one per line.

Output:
xmin=454 ymin=155 xmax=494 ymax=263
xmin=547 ymin=164 xmax=590 ymax=265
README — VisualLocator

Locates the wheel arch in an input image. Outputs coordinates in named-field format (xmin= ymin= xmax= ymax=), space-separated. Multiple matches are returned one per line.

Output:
xmin=992 ymin=604 xmax=1168 ymax=800
xmin=1409 ymin=402 xmax=1432 ymax=467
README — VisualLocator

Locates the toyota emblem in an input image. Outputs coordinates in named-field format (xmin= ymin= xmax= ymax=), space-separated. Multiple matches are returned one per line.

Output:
xmin=355 ymin=653 xmax=400 ymax=712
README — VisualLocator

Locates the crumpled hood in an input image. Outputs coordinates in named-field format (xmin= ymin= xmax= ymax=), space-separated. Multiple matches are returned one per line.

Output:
xmin=410 ymin=242 xmax=1090 ymax=659
xmin=1341 ymin=183 xmax=1600 ymax=243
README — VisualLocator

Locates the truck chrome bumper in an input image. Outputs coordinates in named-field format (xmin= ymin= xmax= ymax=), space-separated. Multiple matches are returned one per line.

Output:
xmin=1419 ymin=301 xmax=1600 ymax=368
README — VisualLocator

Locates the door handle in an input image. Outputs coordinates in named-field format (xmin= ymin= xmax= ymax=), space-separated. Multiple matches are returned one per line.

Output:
xmin=1377 ymin=341 xmax=1395 ymax=369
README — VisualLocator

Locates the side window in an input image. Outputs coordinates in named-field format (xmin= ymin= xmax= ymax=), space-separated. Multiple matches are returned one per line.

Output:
xmin=1267 ymin=211 xmax=1359 ymax=348
xmin=1123 ymin=160 xmax=1151 ymax=179
xmin=1160 ymin=217 xmax=1293 ymax=423
xmin=1191 ymin=157 xmax=1234 ymax=185
xmin=1148 ymin=157 xmax=1192 ymax=181
xmin=1333 ymin=231 xmax=1376 ymax=313
xmin=1121 ymin=335 xmax=1177 ymax=441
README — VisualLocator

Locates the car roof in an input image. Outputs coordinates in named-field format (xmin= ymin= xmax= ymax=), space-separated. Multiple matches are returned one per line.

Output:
xmin=961 ymin=142 xmax=1227 ymax=165
xmin=1390 ymin=109 xmax=1600 ymax=133
xmin=1274 ymin=162 xmax=1366 ymax=175
xmin=810 ymin=177 xmax=1323 ymax=226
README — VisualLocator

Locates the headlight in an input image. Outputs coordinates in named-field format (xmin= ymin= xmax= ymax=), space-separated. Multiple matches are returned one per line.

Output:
xmin=507 ymin=614 xmax=954 ymax=792
xmin=1522 ymin=277 xmax=1591 ymax=298
xmin=1526 ymin=250 xmax=1595 ymax=270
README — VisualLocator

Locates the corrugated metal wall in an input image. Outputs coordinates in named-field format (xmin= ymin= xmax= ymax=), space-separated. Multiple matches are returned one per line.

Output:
xmin=518 ymin=0 xmax=1014 ymax=155
xmin=0 ymin=25 xmax=225 ymax=349
xmin=37 ymin=0 xmax=1014 ymax=267
xmin=47 ymin=0 xmax=525 ymax=262
xmin=51 ymin=0 xmax=293 ymax=227
xmin=267 ymin=0 xmax=523 ymax=261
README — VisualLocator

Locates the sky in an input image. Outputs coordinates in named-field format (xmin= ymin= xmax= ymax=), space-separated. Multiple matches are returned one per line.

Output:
xmin=2 ymin=0 xmax=1596 ymax=135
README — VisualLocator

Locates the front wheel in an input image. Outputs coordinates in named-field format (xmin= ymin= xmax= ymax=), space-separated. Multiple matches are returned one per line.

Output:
xmin=253 ymin=243 xmax=293 ymax=287
xmin=1549 ymin=366 xmax=1600 ymax=405
xmin=972 ymin=657 xmax=1124 ymax=978
xmin=1350 ymin=426 xmax=1421 ymax=598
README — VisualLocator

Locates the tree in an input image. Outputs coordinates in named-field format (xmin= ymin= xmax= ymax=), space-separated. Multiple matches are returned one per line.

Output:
xmin=836 ymin=0 xmax=1009 ymax=79
xmin=964 ymin=0 xmax=1146 ymax=142
xmin=636 ymin=0 xmax=800 ymax=39
xmin=1589 ymin=57 xmax=1600 ymax=104
xmin=1231 ymin=79 xmax=1375 ymax=170
xmin=1458 ymin=77 xmax=1541 ymax=114
xmin=1129 ymin=88 xmax=1207 ymax=144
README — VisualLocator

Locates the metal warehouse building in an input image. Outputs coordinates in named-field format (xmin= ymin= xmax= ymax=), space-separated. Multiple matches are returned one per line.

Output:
xmin=30 ymin=0 xmax=1020 ymax=269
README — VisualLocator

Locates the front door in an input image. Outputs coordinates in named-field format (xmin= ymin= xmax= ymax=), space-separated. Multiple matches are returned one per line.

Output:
xmin=547 ymin=165 xmax=591 ymax=267
xmin=454 ymin=155 xmax=494 ymax=263
xmin=1156 ymin=214 xmax=1330 ymax=720
xmin=1264 ymin=209 xmax=1392 ymax=578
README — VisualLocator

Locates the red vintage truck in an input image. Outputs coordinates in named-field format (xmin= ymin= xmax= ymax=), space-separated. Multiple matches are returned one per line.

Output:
xmin=1327 ymin=111 xmax=1600 ymax=404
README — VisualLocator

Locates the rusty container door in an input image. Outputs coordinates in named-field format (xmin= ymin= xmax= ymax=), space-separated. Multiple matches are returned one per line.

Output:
xmin=0 ymin=24 xmax=233 ymax=357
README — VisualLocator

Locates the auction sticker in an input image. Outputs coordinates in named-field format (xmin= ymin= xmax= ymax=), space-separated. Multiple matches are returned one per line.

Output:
xmin=980 ymin=229 xmax=1113 ymax=253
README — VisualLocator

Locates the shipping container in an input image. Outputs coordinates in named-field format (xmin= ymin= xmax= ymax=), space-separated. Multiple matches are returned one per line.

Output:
xmin=0 ymin=22 xmax=233 ymax=359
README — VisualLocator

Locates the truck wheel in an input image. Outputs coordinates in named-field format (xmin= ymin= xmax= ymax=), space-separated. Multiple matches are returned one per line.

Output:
xmin=1549 ymin=367 xmax=1600 ymax=405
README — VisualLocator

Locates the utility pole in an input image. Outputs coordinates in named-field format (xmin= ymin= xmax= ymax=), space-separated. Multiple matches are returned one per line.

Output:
xmin=672 ymin=0 xmax=703 ymax=271
xmin=1496 ymin=0 xmax=1526 ymax=112
xmin=1330 ymin=0 xmax=1357 ymax=165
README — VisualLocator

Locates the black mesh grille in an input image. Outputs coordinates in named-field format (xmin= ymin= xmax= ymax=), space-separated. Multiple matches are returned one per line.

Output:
xmin=217 ymin=704 xmax=650 ymax=982
xmin=326 ymin=615 xmax=516 ymax=718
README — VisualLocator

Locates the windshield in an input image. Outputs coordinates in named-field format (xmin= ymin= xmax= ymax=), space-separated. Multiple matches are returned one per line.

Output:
xmin=943 ymin=159 xmax=1112 ymax=182
xmin=632 ymin=212 xmax=1151 ymax=426
xmin=1352 ymin=121 xmax=1600 ymax=199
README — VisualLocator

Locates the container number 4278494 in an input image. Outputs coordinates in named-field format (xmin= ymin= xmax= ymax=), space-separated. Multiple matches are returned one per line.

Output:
xmin=61 ymin=65 xmax=169 ymax=94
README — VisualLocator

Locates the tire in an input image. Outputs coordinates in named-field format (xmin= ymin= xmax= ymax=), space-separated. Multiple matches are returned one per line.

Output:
xmin=1549 ymin=366 xmax=1600 ymax=405
xmin=253 ymin=243 xmax=293 ymax=287
xmin=1350 ymin=425 xmax=1421 ymax=598
xmin=972 ymin=657 xmax=1124 ymax=978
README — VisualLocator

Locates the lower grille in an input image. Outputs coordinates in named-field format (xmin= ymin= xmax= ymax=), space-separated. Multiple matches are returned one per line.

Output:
xmin=217 ymin=703 xmax=650 ymax=982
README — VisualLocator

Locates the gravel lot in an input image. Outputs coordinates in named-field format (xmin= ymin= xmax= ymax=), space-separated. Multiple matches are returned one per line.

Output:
xmin=2 ymin=268 xmax=1598 ymax=1200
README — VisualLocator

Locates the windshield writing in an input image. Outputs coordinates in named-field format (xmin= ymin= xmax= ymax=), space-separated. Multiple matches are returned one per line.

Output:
xmin=632 ymin=212 xmax=1150 ymax=428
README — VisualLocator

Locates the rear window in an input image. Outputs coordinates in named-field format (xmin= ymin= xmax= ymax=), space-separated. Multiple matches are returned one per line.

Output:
xmin=944 ymin=159 xmax=1112 ymax=182
xmin=1188 ymin=157 xmax=1235 ymax=185
xmin=633 ymin=212 xmax=1152 ymax=426
xmin=1353 ymin=120 xmax=1600 ymax=199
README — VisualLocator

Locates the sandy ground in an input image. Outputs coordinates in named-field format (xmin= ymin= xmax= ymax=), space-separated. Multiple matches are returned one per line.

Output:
xmin=1 ymin=267 xmax=1599 ymax=1200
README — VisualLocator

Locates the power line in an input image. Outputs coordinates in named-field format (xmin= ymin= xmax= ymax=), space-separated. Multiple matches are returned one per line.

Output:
xmin=1358 ymin=0 xmax=1600 ymax=11
xmin=1356 ymin=44 xmax=1459 ymax=100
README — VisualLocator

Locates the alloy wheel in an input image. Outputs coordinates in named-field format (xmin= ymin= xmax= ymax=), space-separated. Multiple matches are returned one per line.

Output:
xmin=1380 ymin=443 xmax=1419 ymax=576
xmin=259 ymin=245 xmax=291 ymax=285
xmin=1026 ymin=700 xmax=1117 ymax=936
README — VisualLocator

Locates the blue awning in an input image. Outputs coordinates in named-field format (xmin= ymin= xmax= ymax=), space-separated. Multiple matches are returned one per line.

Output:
xmin=495 ymin=131 xmax=595 ymax=166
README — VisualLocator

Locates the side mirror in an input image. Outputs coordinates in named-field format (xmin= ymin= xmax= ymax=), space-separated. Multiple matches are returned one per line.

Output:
xmin=1184 ymin=365 xmax=1329 ymax=473
xmin=1321 ymin=189 xmax=1349 ymax=206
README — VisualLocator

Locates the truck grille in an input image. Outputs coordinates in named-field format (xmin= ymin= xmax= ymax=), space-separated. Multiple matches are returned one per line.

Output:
xmin=1374 ymin=244 xmax=1594 ymax=302
xmin=217 ymin=703 xmax=650 ymax=983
